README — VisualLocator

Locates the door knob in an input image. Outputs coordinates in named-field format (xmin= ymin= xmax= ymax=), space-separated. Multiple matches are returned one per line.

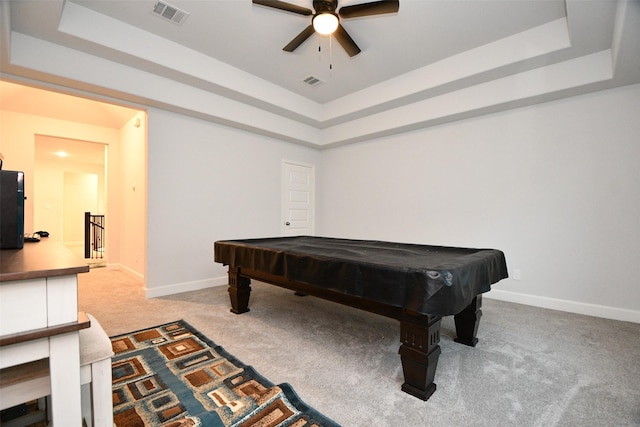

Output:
xmin=285 ymin=221 xmax=291 ymax=226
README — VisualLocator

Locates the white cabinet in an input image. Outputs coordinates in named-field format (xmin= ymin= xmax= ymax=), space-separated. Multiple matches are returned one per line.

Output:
xmin=1 ymin=241 xmax=89 ymax=426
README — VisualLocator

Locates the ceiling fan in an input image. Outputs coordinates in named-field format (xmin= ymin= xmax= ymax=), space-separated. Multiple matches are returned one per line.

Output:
xmin=252 ymin=0 xmax=400 ymax=57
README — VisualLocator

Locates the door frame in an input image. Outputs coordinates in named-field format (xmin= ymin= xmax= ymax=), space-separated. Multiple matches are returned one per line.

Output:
xmin=281 ymin=159 xmax=316 ymax=236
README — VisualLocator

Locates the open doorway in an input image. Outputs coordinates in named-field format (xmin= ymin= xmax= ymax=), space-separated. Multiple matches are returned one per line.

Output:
xmin=34 ymin=135 xmax=107 ymax=266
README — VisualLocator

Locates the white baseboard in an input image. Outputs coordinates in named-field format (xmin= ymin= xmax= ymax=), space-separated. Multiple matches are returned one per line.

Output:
xmin=124 ymin=271 xmax=640 ymax=324
xmin=106 ymin=263 xmax=143 ymax=280
xmin=486 ymin=289 xmax=640 ymax=324
xmin=144 ymin=275 xmax=228 ymax=298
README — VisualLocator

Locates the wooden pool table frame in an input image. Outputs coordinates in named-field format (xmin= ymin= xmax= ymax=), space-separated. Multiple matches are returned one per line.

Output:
xmin=225 ymin=265 xmax=483 ymax=401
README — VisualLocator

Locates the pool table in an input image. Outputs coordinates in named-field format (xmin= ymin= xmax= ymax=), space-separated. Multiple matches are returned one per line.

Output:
xmin=214 ymin=236 xmax=508 ymax=400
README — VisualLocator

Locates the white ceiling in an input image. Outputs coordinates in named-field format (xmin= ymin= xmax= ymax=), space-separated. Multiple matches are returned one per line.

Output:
xmin=35 ymin=134 xmax=107 ymax=166
xmin=5 ymin=0 xmax=572 ymax=104
xmin=1 ymin=0 xmax=639 ymax=147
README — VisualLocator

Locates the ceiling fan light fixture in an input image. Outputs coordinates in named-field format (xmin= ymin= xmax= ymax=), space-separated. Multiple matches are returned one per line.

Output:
xmin=313 ymin=13 xmax=339 ymax=35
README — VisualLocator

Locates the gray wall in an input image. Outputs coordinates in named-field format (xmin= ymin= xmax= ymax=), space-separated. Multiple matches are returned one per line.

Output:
xmin=146 ymin=109 xmax=320 ymax=296
xmin=318 ymin=84 xmax=640 ymax=320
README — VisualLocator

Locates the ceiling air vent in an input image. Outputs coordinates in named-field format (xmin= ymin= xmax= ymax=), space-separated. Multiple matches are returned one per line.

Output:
xmin=302 ymin=76 xmax=324 ymax=87
xmin=152 ymin=1 xmax=189 ymax=25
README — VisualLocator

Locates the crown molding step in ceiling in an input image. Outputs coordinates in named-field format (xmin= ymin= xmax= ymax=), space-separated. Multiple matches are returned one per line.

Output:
xmin=1 ymin=0 xmax=639 ymax=147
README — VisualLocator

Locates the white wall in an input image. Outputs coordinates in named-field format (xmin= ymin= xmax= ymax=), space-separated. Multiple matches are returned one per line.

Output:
xmin=145 ymin=108 xmax=321 ymax=297
xmin=318 ymin=84 xmax=640 ymax=322
xmin=61 ymin=172 xmax=97 ymax=243
xmin=113 ymin=113 xmax=147 ymax=277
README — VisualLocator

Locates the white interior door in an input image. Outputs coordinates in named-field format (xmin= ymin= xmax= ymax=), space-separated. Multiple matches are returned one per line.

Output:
xmin=282 ymin=161 xmax=315 ymax=236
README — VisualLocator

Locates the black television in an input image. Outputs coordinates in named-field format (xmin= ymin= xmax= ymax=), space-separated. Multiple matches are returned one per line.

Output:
xmin=0 ymin=170 xmax=25 ymax=249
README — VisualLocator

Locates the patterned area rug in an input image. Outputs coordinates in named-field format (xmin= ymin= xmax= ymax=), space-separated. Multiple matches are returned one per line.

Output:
xmin=110 ymin=320 xmax=340 ymax=427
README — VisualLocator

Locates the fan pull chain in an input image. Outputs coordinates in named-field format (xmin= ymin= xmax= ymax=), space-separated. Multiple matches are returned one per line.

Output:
xmin=318 ymin=37 xmax=333 ymax=76
xmin=329 ymin=35 xmax=333 ymax=73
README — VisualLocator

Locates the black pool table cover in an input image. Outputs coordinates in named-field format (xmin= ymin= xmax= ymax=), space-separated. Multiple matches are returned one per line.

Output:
xmin=214 ymin=236 xmax=508 ymax=316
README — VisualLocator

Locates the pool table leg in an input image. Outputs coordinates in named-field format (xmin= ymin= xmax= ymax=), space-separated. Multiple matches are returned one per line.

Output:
xmin=398 ymin=315 xmax=442 ymax=401
xmin=228 ymin=267 xmax=251 ymax=314
xmin=454 ymin=295 xmax=482 ymax=347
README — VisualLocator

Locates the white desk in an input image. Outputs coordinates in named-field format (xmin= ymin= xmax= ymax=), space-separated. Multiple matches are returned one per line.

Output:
xmin=1 ymin=241 xmax=90 ymax=426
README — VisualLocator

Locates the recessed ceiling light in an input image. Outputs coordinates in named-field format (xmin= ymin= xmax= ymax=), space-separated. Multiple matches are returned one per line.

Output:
xmin=54 ymin=151 xmax=69 ymax=158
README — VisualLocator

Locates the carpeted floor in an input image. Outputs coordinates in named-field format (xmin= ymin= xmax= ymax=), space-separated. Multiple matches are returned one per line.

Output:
xmin=78 ymin=268 xmax=640 ymax=426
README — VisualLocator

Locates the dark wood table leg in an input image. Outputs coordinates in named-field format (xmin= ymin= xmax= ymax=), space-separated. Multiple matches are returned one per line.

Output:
xmin=454 ymin=295 xmax=482 ymax=347
xmin=228 ymin=267 xmax=251 ymax=314
xmin=398 ymin=315 xmax=442 ymax=401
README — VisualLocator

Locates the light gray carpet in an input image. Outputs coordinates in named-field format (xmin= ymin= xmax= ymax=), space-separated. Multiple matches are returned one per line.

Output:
xmin=78 ymin=268 xmax=640 ymax=426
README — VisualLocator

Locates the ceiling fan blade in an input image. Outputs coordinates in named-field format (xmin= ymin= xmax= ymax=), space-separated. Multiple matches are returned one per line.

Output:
xmin=333 ymin=24 xmax=361 ymax=57
xmin=338 ymin=0 xmax=399 ymax=19
xmin=283 ymin=25 xmax=316 ymax=52
xmin=252 ymin=0 xmax=313 ymax=16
